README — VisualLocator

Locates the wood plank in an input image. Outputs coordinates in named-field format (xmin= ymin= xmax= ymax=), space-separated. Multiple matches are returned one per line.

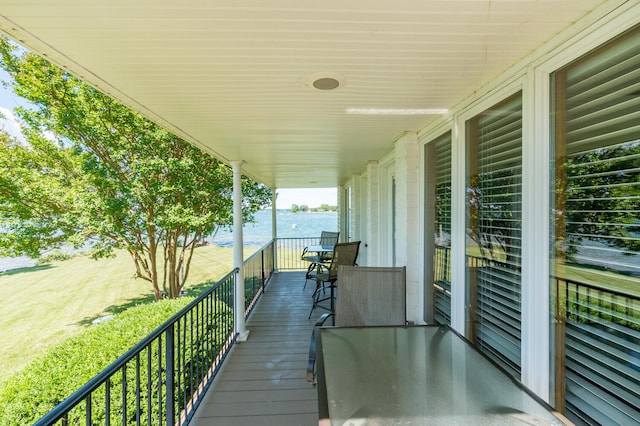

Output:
xmin=189 ymin=271 xmax=321 ymax=425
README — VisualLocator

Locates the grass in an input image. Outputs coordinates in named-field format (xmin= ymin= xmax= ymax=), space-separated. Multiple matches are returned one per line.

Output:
xmin=0 ymin=245 xmax=251 ymax=386
xmin=555 ymin=262 xmax=640 ymax=299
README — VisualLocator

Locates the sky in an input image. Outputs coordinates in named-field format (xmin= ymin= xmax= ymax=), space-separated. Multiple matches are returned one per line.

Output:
xmin=275 ymin=187 xmax=337 ymax=209
xmin=0 ymin=70 xmax=336 ymax=209
xmin=0 ymin=70 xmax=26 ymax=138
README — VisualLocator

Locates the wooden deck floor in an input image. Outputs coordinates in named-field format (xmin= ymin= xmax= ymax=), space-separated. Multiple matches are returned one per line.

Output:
xmin=189 ymin=271 xmax=323 ymax=426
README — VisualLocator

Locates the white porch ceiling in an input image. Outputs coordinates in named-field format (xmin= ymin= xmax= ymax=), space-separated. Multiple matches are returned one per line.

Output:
xmin=0 ymin=0 xmax=613 ymax=188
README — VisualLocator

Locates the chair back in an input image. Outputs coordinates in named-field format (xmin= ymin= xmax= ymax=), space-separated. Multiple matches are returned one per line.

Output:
xmin=319 ymin=231 xmax=339 ymax=247
xmin=335 ymin=265 xmax=406 ymax=326
xmin=327 ymin=241 xmax=360 ymax=281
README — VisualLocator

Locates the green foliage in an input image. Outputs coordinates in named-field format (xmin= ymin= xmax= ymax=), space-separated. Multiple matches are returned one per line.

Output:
xmin=562 ymin=142 xmax=640 ymax=258
xmin=0 ymin=298 xmax=195 ymax=425
xmin=0 ymin=38 xmax=272 ymax=298
xmin=314 ymin=204 xmax=336 ymax=212
xmin=466 ymin=168 xmax=522 ymax=263
xmin=290 ymin=203 xmax=336 ymax=213
xmin=36 ymin=248 xmax=74 ymax=265
xmin=0 ymin=131 xmax=84 ymax=258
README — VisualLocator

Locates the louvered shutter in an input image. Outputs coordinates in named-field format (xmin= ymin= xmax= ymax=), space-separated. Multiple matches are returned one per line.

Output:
xmin=429 ymin=132 xmax=452 ymax=325
xmin=552 ymin=27 xmax=640 ymax=425
xmin=466 ymin=93 xmax=523 ymax=379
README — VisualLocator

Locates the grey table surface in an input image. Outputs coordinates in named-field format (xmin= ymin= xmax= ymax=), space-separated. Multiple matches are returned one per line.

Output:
xmin=316 ymin=325 xmax=565 ymax=426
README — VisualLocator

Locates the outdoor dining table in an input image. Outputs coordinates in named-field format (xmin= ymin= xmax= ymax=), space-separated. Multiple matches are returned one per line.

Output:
xmin=304 ymin=245 xmax=335 ymax=258
xmin=315 ymin=325 xmax=567 ymax=426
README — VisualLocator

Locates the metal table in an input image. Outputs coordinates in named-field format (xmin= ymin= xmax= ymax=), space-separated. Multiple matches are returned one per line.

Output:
xmin=304 ymin=245 xmax=335 ymax=257
xmin=315 ymin=325 xmax=566 ymax=425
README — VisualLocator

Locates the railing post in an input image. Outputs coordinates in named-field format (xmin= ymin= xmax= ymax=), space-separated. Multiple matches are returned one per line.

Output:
xmin=165 ymin=324 xmax=175 ymax=426
xmin=271 ymin=189 xmax=279 ymax=272
xmin=261 ymin=250 xmax=266 ymax=294
xmin=231 ymin=161 xmax=249 ymax=341
xmin=85 ymin=394 xmax=91 ymax=426
xmin=554 ymin=277 xmax=566 ymax=413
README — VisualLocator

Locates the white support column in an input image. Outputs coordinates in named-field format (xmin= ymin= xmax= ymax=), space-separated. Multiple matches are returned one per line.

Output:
xmin=366 ymin=161 xmax=379 ymax=266
xmin=394 ymin=132 xmax=422 ymax=324
xmin=337 ymin=185 xmax=346 ymax=241
xmin=231 ymin=160 xmax=249 ymax=342
xmin=450 ymin=117 xmax=466 ymax=336
xmin=272 ymin=187 xmax=278 ymax=272
xmin=351 ymin=174 xmax=362 ymax=243
xmin=520 ymin=67 xmax=551 ymax=401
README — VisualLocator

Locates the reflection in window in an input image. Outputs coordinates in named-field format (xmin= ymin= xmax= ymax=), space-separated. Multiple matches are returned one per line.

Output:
xmin=425 ymin=132 xmax=452 ymax=325
xmin=551 ymin=26 xmax=640 ymax=425
xmin=465 ymin=93 xmax=523 ymax=380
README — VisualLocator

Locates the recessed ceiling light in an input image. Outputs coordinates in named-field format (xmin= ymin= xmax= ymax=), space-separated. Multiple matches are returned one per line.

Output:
xmin=313 ymin=77 xmax=340 ymax=90
xmin=345 ymin=108 xmax=448 ymax=115
xmin=308 ymin=72 xmax=345 ymax=91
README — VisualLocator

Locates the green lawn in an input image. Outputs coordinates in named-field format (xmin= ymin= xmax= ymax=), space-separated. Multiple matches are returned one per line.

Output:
xmin=0 ymin=245 xmax=246 ymax=385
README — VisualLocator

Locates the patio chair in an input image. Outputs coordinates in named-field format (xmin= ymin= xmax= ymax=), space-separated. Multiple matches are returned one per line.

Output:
xmin=307 ymin=241 xmax=360 ymax=318
xmin=301 ymin=231 xmax=340 ymax=289
xmin=306 ymin=265 xmax=407 ymax=383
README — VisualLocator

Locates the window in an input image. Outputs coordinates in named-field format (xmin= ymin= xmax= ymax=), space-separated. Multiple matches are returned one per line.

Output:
xmin=466 ymin=93 xmax=523 ymax=379
xmin=425 ymin=132 xmax=452 ymax=325
xmin=551 ymin=26 xmax=640 ymax=425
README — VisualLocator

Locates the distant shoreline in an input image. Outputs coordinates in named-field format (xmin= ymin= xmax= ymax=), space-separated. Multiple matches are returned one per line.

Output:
xmin=269 ymin=208 xmax=337 ymax=213
xmin=1 ymin=210 xmax=338 ymax=272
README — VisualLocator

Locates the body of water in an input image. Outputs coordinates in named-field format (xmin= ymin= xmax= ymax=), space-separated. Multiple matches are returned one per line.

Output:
xmin=0 ymin=210 xmax=337 ymax=271
xmin=211 ymin=209 xmax=338 ymax=247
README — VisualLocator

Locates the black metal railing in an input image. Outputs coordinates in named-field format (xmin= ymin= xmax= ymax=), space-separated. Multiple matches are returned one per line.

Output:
xmin=243 ymin=240 xmax=275 ymax=314
xmin=557 ymin=277 xmax=640 ymax=328
xmin=433 ymin=245 xmax=452 ymax=325
xmin=275 ymin=237 xmax=320 ymax=270
xmin=34 ymin=242 xmax=277 ymax=426
xmin=555 ymin=276 xmax=640 ymax=425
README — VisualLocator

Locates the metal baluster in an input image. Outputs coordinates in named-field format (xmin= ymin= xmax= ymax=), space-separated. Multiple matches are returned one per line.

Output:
xmin=106 ymin=377 xmax=111 ymax=426
xmin=165 ymin=325 xmax=174 ymax=426
xmin=157 ymin=336 xmax=163 ymax=424
xmin=85 ymin=393 xmax=91 ymax=426
xmin=146 ymin=348 xmax=151 ymax=426
xmin=135 ymin=354 xmax=141 ymax=426
xmin=121 ymin=366 xmax=127 ymax=425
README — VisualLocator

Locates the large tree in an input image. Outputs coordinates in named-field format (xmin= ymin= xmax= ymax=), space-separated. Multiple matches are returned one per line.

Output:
xmin=0 ymin=39 xmax=271 ymax=299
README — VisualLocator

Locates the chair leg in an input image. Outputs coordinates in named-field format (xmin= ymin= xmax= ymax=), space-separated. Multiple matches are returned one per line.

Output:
xmin=308 ymin=291 xmax=318 ymax=319
xmin=309 ymin=278 xmax=321 ymax=319
xmin=309 ymin=279 xmax=335 ymax=319
xmin=330 ymin=283 xmax=335 ymax=315
xmin=309 ymin=278 xmax=330 ymax=319
xmin=303 ymin=263 xmax=316 ymax=290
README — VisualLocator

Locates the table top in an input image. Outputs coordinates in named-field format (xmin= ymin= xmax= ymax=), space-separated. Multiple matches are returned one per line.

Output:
xmin=316 ymin=325 xmax=565 ymax=426
xmin=305 ymin=244 xmax=334 ymax=253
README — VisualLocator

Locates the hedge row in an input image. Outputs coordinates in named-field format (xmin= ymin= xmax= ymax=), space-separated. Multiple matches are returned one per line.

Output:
xmin=0 ymin=298 xmax=193 ymax=425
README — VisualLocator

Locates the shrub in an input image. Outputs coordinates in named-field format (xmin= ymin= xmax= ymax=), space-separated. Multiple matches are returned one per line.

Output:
xmin=0 ymin=298 xmax=193 ymax=425
xmin=36 ymin=249 xmax=74 ymax=265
